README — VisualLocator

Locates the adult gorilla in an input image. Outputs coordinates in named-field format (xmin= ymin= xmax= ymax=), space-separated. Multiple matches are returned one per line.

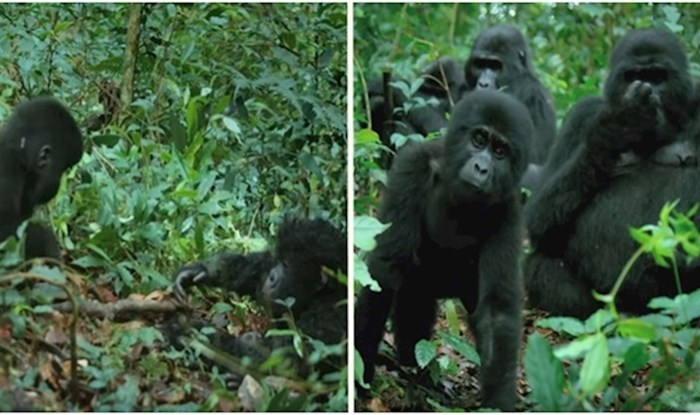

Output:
xmin=465 ymin=25 xmax=557 ymax=172
xmin=525 ymin=28 xmax=700 ymax=318
xmin=0 ymin=97 xmax=83 ymax=259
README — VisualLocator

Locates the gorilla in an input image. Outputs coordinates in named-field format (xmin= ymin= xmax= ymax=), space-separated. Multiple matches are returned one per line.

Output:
xmin=525 ymin=28 xmax=700 ymax=319
xmin=173 ymin=218 xmax=347 ymax=361
xmin=365 ymin=57 xmax=466 ymax=165
xmin=355 ymin=89 xmax=532 ymax=411
xmin=364 ymin=25 xmax=555 ymax=185
xmin=465 ymin=25 xmax=556 ymax=176
xmin=0 ymin=97 xmax=83 ymax=259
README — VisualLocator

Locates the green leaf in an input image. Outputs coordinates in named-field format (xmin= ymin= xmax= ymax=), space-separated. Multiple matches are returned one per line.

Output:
xmin=437 ymin=332 xmax=479 ymax=364
xmin=353 ymin=254 xmax=380 ymax=291
xmin=222 ymin=116 xmax=242 ymax=136
xmin=622 ymin=342 xmax=649 ymax=372
xmin=354 ymin=349 xmax=369 ymax=389
xmin=617 ymin=318 xmax=657 ymax=342
xmin=579 ymin=333 xmax=610 ymax=397
xmin=554 ymin=334 xmax=598 ymax=360
xmin=415 ymin=339 xmax=436 ymax=368
xmin=354 ymin=216 xmax=390 ymax=251
xmin=92 ymin=134 xmax=121 ymax=147
xmin=536 ymin=316 xmax=587 ymax=337
xmin=524 ymin=333 xmax=565 ymax=411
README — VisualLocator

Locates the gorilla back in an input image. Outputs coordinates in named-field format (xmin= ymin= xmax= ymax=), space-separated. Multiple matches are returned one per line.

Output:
xmin=355 ymin=89 xmax=532 ymax=411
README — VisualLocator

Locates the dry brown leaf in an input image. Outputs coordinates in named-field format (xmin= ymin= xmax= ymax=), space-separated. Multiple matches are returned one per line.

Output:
xmin=44 ymin=326 xmax=68 ymax=345
xmin=367 ymin=397 xmax=390 ymax=412
xmin=238 ymin=375 xmax=263 ymax=411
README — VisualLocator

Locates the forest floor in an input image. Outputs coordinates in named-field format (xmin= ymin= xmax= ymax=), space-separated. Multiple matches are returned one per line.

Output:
xmin=355 ymin=308 xmax=559 ymax=412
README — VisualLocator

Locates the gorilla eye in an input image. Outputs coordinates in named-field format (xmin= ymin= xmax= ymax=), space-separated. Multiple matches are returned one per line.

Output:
xmin=625 ymin=67 xmax=668 ymax=85
xmin=492 ymin=144 xmax=507 ymax=159
xmin=472 ymin=131 xmax=489 ymax=147
xmin=474 ymin=58 xmax=502 ymax=71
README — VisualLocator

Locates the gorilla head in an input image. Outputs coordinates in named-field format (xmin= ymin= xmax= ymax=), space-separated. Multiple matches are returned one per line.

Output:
xmin=441 ymin=89 xmax=533 ymax=202
xmin=0 ymin=97 xmax=83 ymax=242
xmin=418 ymin=57 xmax=467 ymax=105
xmin=604 ymin=28 xmax=693 ymax=139
xmin=260 ymin=218 xmax=347 ymax=313
xmin=465 ymin=25 xmax=535 ymax=91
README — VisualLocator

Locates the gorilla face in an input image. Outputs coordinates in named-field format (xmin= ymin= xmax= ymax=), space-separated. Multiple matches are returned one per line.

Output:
xmin=604 ymin=28 xmax=693 ymax=135
xmin=442 ymin=90 xmax=532 ymax=202
xmin=465 ymin=25 xmax=532 ymax=91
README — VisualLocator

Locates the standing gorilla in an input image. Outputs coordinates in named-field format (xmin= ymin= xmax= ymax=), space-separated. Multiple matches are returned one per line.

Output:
xmin=355 ymin=90 xmax=532 ymax=411
xmin=173 ymin=218 xmax=347 ymax=353
xmin=465 ymin=25 xmax=556 ymax=170
xmin=525 ymin=29 xmax=700 ymax=318
xmin=0 ymin=97 xmax=83 ymax=259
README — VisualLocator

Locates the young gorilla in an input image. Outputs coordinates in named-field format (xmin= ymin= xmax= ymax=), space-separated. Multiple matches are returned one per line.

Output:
xmin=526 ymin=29 xmax=700 ymax=318
xmin=355 ymin=90 xmax=532 ymax=411
xmin=173 ymin=218 xmax=347 ymax=358
xmin=0 ymin=97 xmax=83 ymax=259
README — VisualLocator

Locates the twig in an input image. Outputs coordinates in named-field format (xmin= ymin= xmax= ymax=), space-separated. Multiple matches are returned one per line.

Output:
xmin=52 ymin=298 xmax=185 ymax=320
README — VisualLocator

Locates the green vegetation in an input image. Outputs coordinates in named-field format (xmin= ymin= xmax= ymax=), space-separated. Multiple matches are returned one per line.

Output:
xmin=354 ymin=3 xmax=700 ymax=411
xmin=0 ymin=3 xmax=347 ymax=411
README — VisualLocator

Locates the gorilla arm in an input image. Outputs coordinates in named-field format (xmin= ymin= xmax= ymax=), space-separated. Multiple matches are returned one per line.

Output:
xmin=526 ymin=94 xmax=657 ymax=247
xmin=472 ymin=199 xmax=523 ymax=410
xmin=173 ymin=251 xmax=275 ymax=302
xmin=355 ymin=140 xmax=440 ymax=382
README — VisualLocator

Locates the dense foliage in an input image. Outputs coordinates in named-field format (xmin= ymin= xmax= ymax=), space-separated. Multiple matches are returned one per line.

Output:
xmin=0 ymin=3 xmax=347 ymax=411
xmin=354 ymin=3 xmax=700 ymax=411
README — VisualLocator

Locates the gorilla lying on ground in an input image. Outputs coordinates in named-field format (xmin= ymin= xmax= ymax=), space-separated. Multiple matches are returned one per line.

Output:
xmin=172 ymin=217 xmax=347 ymax=366
xmin=0 ymin=97 xmax=83 ymax=260
xmin=355 ymin=89 xmax=532 ymax=411
xmin=525 ymin=28 xmax=700 ymax=319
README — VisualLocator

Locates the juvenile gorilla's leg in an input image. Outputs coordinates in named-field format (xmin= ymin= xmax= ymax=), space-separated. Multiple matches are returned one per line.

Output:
xmin=354 ymin=287 xmax=395 ymax=383
xmin=525 ymin=252 xmax=598 ymax=318
xmin=394 ymin=282 xmax=437 ymax=366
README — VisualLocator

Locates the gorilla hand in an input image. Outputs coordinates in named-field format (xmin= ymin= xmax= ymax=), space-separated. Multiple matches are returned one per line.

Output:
xmin=173 ymin=262 xmax=210 ymax=302
xmin=597 ymin=80 xmax=660 ymax=154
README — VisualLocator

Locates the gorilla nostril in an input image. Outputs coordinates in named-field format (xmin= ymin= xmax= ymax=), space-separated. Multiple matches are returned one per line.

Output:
xmin=474 ymin=162 xmax=489 ymax=175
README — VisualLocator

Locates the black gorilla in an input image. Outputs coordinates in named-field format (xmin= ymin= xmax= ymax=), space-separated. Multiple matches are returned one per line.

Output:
xmin=465 ymin=25 xmax=556 ymax=171
xmin=525 ymin=29 xmax=700 ymax=319
xmin=366 ymin=57 xmax=466 ymax=161
xmin=0 ymin=97 xmax=83 ymax=259
xmin=173 ymin=218 xmax=347 ymax=357
xmin=355 ymin=90 xmax=532 ymax=411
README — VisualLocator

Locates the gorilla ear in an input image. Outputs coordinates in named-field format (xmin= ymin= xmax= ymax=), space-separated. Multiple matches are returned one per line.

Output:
xmin=37 ymin=144 xmax=52 ymax=169
xmin=518 ymin=50 xmax=527 ymax=67
xmin=430 ymin=158 xmax=442 ymax=182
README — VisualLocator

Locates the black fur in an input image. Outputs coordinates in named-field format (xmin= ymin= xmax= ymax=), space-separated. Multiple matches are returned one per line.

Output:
xmin=365 ymin=57 xmax=466 ymax=164
xmin=525 ymin=29 xmax=700 ymax=318
xmin=355 ymin=90 xmax=532 ymax=411
xmin=0 ymin=97 xmax=83 ymax=259
xmin=465 ymin=25 xmax=556 ymax=168
xmin=173 ymin=217 xmax=347 ymax=354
